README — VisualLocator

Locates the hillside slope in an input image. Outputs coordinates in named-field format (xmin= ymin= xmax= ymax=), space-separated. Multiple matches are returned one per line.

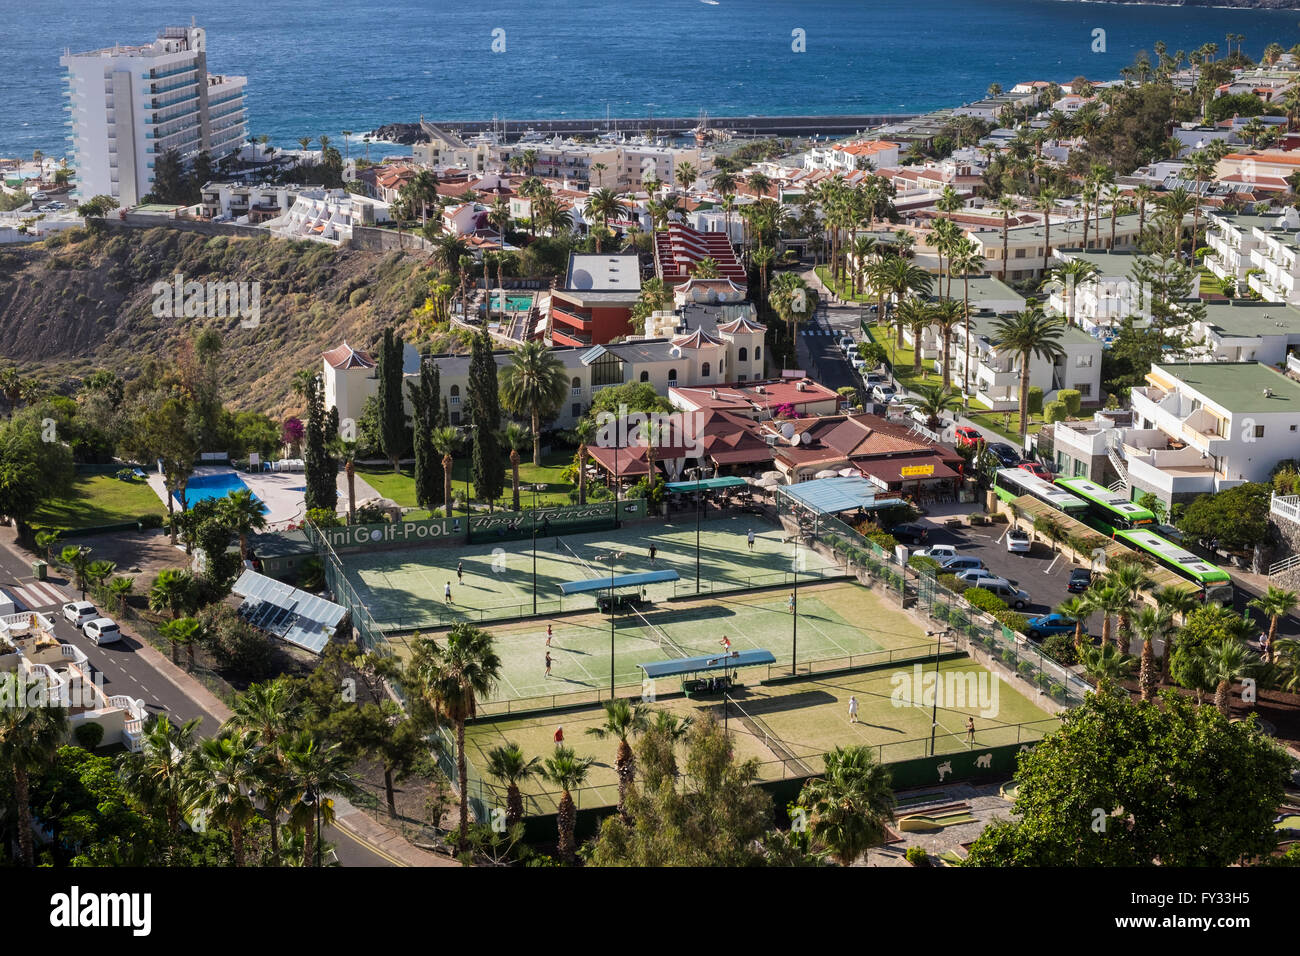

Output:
xmin=0 ymin=227 xmax=453 ymax=416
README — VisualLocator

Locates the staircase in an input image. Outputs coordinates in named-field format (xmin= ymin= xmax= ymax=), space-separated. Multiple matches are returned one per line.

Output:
xmin=1269 ymin=552 xmax=1300 ymax=581
xmin=1105 ymin=431 xmax=1129 ymax=495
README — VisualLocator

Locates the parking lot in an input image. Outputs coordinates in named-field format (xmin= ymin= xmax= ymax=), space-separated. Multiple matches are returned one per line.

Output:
xmin=907 ymin=511 xmax=1105 ymax=640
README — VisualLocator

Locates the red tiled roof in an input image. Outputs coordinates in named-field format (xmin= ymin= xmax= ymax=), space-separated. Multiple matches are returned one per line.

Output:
xmin=323 ymin=341 xmax=375 ymax=370
xmin=654 ymin=223 xmax=747 ymax=286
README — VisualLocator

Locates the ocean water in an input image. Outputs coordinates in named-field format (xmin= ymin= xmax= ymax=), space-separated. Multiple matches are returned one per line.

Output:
xmin=4 ymin=0 xmax=1300 ymax=159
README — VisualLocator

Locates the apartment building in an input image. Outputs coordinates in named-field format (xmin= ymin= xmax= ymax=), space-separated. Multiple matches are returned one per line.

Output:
xmin=323 ymin=303 xmax=766 ymax=430
xmin=1244 ymin=209 xmax=1300 ymax=305
xmin=61 ymin=25 xmax=247 ymax=206
xmin=411 ymin=125 xmax=492 ymax=173
xmin=804 ymin=139 xmax=901 ymax=173
xmin=494 ymin=138 xmax=710 ymax=189
xmin=1186 ymin=300 xmax=1300 ymax=365
xmin=265 ymin=188 xmax=390 ymax=244
xmin=198 ymin=181 xmax=313 ymax=223
xmin=970 ymin=213 xmax=1153 ymax=282
xmin=549 ymin=254 xmax=642 ymax=347
xmin=1204 ymin=211 xmax=1275 ymax=291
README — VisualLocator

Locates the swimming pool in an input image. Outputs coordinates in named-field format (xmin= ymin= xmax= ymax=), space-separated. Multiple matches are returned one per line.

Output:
xmin=489 ymin=294 xmax=535 ymax=312
xmin=177 ymin=471 xmax=268 ymax=512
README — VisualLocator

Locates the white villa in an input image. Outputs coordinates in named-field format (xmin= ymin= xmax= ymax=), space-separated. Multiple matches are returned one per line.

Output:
xmin=266 ymin=188 xmax=390 ymax=244
xmin=0 ymin=612 xmax=148 ymax=752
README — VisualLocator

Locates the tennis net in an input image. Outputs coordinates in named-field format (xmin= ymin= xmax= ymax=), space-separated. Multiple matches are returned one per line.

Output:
xmin=556 ymin=537 xmax=602 ymax=580
xmin=627 ymin=602 xmax=690 ymax=660
xmin=723 ymin=694 xmax=816 ymax=777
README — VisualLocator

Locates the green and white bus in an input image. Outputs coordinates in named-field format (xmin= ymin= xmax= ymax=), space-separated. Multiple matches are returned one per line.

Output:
xmin=1053 ymin=476 xmax=1156 ymax=533
xmin=994 ymin=468 xmax=1090 ymax=518
xmin=1112 ymin=529 xmax=1234 ymax=605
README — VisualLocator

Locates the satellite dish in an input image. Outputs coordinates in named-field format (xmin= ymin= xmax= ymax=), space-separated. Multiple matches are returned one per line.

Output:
xmin=801 ymin=431 xmax=813 ymax=445
xmin=781 ymin=422 xmax=795 ymax=440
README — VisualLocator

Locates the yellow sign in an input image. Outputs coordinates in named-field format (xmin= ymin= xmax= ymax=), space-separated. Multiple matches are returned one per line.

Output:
xmin=900 ymin=464 xmax=935 ymax=478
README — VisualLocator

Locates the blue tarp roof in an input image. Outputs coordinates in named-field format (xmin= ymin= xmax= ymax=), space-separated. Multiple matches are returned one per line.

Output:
xmin=775 ymin=476 xmax=878 ymax=514
xmin=664 ymin=476 xmax=750 ymax=492
xmin=638 ymin=649 xmax=777 ymax=679
xmin=558 ymin=569 xmax=680 ymax=595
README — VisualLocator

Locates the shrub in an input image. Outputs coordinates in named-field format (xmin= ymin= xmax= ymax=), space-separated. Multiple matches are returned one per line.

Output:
xmin=196 ymin=602 xmax=275 ymax=680
xmin=867 ymin=531 xmax=899 ymax=552
xmin=932 ymin=602 xmax=951 ymax=622
xmin=1042 ymin=633 xmax=1079 ymax=665
xmin=1000 ymin=648 xmax=1017 ymax=666
xmin=905 ymin=846 xmax=930 ymax=866
xmin=993 ymin=610 xmax=1029 ymax=634
xmin=963 ymin=588 xmax=1008 ymax=615
xmin=73 ymin=722 xmax=105 ymax=750
xmin=937 ymin=573 xmax=968 ymax=593
xmin=968 ymin=512 xmax=986 ymax=524
xmin=1044 ymin=400 xmax=1068 ymax=424
xmin=298 ymin=556 xmax=325 ymax=591
xmin=1027 ymin=386 xmax=1044 ymax=417
xmin=1048 ymin=682 xmax=1067 ymax=700
xmin=1017 ymin=660 xmax=1035 ymax=679
xmin=909 ymin=554 xmax=941 ymax=573
xmin=306 ymin=507 xmax=342 ymax=528
xmin=1058 ymin=389 xmax=1082 ymax=417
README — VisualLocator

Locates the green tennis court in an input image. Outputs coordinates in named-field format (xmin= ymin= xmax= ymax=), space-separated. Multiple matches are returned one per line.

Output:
xmin=390 ymin=578 xmax=934 ymax=707
xmin=461 ymin=655 xmax=1059 ymax=815
xmin=339 ymin=513 xmax=843 ymax=630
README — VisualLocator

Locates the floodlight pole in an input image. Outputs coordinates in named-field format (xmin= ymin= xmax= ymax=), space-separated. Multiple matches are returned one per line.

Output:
xmin=695 ymin=476 xmax=702 ymax=593
xmin=792 ymin=541 xmax=799 ymax=678
xmin=928 ymin=629 xmax=943 ymax=757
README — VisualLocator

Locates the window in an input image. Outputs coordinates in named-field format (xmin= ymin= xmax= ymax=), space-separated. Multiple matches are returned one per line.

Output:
xmin=668 ymin=368 xmax=678 ymax=387
xmin=451 ymin=412 xmax=461 ymax=426
xmin=738 ymin=347 xmax=748 ymax=362
xmin=701 ymin=362 xmax=711 ymax=377
xmin=738 ymin=374 xmax=747 ymax=382
xmin=1075 ymin=354 xmax=1094 ymax=368
xmin=1290 ymin=424 xmax=1297 ymax=432
xmin=754 ymin=347 xmax=761 ymax=360
xmin=1073 ymin=459 xmax=1086 ymax=477
xmin=639 ymin=371 xmax=650 ymax=382
xmin=590 ymin=351 xmax=624 ymax=387
xmin=1074 ymin=383 xmax=1091 ymax=396
xmin=572 ymin=403 xmax=581 ymax=418
xmin=450 ymin=385 xmax=460 ymax=405
xmin=1014 ymin=248 xmax=1026 ymax=258
xmin=571 ymin=376 xmax=582 ymax=396
xmin=1254 ymin=424 xmax=1265 ymax=439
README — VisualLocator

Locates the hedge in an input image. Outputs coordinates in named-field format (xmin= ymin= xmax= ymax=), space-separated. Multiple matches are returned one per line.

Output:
xmin=963 ymin=587 xmax=1007 ymax=615
xmin=1058 ymin=389 xmax=1082 ymax=417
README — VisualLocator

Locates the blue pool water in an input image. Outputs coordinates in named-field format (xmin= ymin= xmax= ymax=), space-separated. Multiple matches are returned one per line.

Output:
xmin=177 ymin=472 xmax=269 ymax=513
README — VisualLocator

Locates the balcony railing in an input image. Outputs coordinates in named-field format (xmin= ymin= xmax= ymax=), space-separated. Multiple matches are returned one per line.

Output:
xmin=1272 ymin=491 xmax=1300 ymax=525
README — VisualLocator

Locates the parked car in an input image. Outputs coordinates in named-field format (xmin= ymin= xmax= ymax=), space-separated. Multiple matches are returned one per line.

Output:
xmin=62 ymin=601 xmax=98 ymax=627
xmin=872 ymin=383 xmax=897 ymax=403
xmin=978 ymin=579 xmax=1031 ymax=609
xmin=851 ymin=356 xmax=868 ymax=372
xmin=915 ymin=544 xmax=959 ymax=561
xmin=838 ymin=336 xmax=856 ymax=353
xmin=863 ymin=371 xmax=886 ymax=388
xmin=888 ymin=522 xmax=929 ymax=545
xmin=953 ymin=426 xmax=983 ymax=449
xmin=938 ymin=555 xmax=984 ymax=573
xmin=83 ymin=617 xmax=123 ymax=645
xmin=1017 ymin=461 xmax=1053 ymax=481
xmin=31 ymin=191 xmax=48 ymax=201
xmin=987 ymin=442 xmax=1022 ymax=467
xmin=1025 ymin=613 xmax=1079 ymax=640
xmin=1067 ymin=568 xmax=1093 ymax=593
xmin=955 ymin=567 xmax=1010 ymax=586
xmin=1006 ymin=527 xmax=1031 ymax=553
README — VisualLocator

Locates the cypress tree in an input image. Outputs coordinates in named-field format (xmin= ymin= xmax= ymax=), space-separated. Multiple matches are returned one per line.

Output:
xmin=377 ymin=327 xmax=408 ymax=471
xmin=468 ymin=330 xmax=504 ymax=509
xmin=304 ymin=374 xmax=338 ymax=514
xmin=409 ymin=361 xmax=444 ymax=509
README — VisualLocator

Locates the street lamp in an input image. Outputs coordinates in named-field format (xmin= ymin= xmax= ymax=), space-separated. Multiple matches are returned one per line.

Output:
xmin=694 ymin=471 xmax=703 ymax=593
xmin=926 ymin=629 xmax=949 ymax=757
xmin=594 ymin=549 xmax=622 ymax=696
xmin=791 ymin=538 xmax=799 ymax=678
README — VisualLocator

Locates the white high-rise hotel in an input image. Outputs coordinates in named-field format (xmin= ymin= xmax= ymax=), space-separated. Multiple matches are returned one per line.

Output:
xmin=61 ymin=25 xmax=247 ymax=205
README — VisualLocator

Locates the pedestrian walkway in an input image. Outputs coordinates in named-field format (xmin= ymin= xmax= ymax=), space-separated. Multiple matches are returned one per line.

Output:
xmin=4 ymin=579 xmax=70 ymax=610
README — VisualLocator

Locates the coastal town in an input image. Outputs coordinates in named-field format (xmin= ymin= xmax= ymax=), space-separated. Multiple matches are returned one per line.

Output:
xmin=2 ymin=20 xmax=1300 ymax=892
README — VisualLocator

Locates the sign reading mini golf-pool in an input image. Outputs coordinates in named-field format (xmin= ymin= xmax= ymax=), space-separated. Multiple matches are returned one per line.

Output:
xmin=900 ymin=464 xmax=935 ymax=478
xmin=322 ymin=502 xmax=622 ymax=550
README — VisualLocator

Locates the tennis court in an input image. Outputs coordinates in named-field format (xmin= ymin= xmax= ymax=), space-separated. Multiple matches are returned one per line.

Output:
xmin=390 ymin=578 xmax=933 ymax=707
xmin=460 ymin=654 xmax=1059 ymax=815
xmin=339 ymin=513 xmax=843 ymax=630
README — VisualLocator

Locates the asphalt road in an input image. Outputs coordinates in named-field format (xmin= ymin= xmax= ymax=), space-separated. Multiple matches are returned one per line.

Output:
xmin=0 ymin=539 xmax=395 ymax=866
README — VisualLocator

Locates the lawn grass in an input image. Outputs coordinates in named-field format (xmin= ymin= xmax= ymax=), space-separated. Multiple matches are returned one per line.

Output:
xmin=356 ymin=449 xmax=576 ymax=517
xmin=863 ymin=323 xmax=940 ymax=391
xmin=815 ymin=265 xmax=876 ymax=303
xmin=31 ymin=475 xmax=165 ymax=531
xmin=966 ymin=409 xmax=1041 ymax=443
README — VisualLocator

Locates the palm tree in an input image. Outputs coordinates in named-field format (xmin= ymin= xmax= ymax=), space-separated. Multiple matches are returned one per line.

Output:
xmin=1056 ymin=595 xmax=1093 ymax=656
xmin=990 ymin=305 xmax=1066 ymax=436
xmin=587 ymin=188 xmax=630 ymax=247
xmin=585 ymin=698 xmax=650 ymax=818
xmin=1034 ymin=188 xmax=1058 ymax=275
xmin=1183 ymin=151 xmax=1217 ymax=255
xmin=674 ymin=161 xmax=698 ymax=194
xmin=484 ymin=742 xmax=542 ymax=829
xmin=1203 ymin=639 xmax=1261 ymax=716
xmin=797 ymin=744 xmax=896 ymax=866
xmin=411 ymin=624 xmax=502 ymax=849
xmin=540 ymin=744 xmax=595 ymax=861
xmin=284 ymin=730 xmax=352 ymax=867
xmin=122 ymin=715 xmax=202 ymax=835
xmin=85 ymin=559 xmax=117 ymax=594
xmin=503 ymin=422 xmax=531 ymax=512
xmin=1133 ymin=605 xmax=1172 ymax=702
xmin=1153 ymin=586 xmax=1199 ymax=681
xmin=220 ymin=488 xmax=268 ymax=563
xmin=574 ymin=417 xmax=596 ymax=506
xmin=909 ymin=384 xmax=962 ymax=430
xmin=431 ymin=427 xmax=460 ymax=517
xmin=1080 ymin=642 xmax=1135 ymax=691
xmin=107 ymin=575 xmax=134 ymax=615
xmin=1105 ymin=562 xmax=1154 ymax=650
xmin=996 ymin=194 xmax=1018 ymax=281
xmin=769 ymin=271 xmax=819 ymax=345
xmin=149 ymin=568 xmax=196 ymax=633
xmin=1046 ymin=259 xmax=1101 ymax=327
xmin=947 ymin=239 xmax=984 ymax=394
xmin=1085 ymin=583 xmax=1128 ymax=652
xmin=159 ymin=617 xmax=200 ymax=671
xmin=227 ymin=677 xmax=299 ymax=746
xmin=61 ymin=545 xmax=92 ymax=597
xmin=752 ymin=244 xmax=776 ymax=298
xmin=874 ymin=256 xmax=933 ymax=346
xmin=928 ymin=299 xmax=963 ymax=390
xmin=1248 ymin=585 xmax=1297 ymax=664
xmin=499 ymin=341 xmax=568 ymax=467
xmin=188 ymin=730 xmax=260 ymax=866
xmin=0 ymin=672 xmax=67 ymax=865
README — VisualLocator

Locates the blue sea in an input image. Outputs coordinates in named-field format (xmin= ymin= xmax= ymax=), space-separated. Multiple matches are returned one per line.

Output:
xmin=5 ymin=0 xmax=1300 ymax=159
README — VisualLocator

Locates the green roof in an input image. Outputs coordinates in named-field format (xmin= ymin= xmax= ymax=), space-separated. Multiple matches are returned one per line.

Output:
xmin=1153 ymin=361 xmax=1300 ymax=413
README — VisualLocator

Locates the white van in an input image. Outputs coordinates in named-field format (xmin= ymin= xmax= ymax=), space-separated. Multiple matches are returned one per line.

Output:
xmin=0 ymin=589 xmax=14 ymax=616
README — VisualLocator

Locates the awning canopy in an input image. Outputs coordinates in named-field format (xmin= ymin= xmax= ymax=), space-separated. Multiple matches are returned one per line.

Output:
xmin=558 ymin=569 xmax=680 ymax=595
xmin=664 ymin=476 xmax=749 ymax=492
xmin=638 ymin=649 xmax=776 ymax=679
xmin=774 ymin=475 xmax=879 ymax=515
xmin=858 ymin=455 xmax=959 ymax=486
xmin=232 ymin=570 xmax=346 ymax=654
